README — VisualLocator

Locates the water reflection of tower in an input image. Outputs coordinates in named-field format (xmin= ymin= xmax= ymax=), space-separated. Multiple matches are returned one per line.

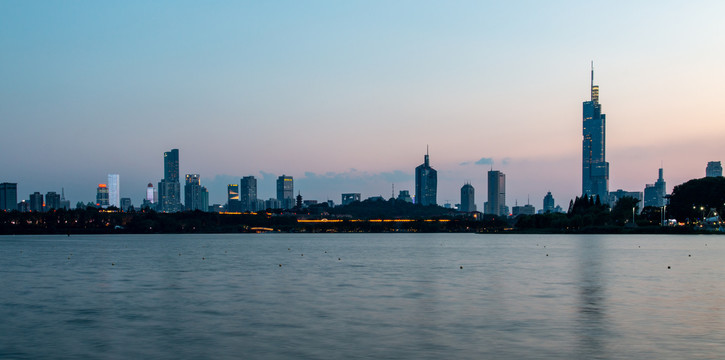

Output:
xmin=574 ymin=238 xmax=610 ymax=356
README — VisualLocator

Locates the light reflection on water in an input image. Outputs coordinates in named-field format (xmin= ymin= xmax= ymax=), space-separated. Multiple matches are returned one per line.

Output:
xmin=0 ymin=233 xmax=723 ymax=359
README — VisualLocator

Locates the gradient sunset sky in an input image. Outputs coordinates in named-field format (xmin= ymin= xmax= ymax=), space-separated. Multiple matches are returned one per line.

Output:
xmin=2 ymin=1 xmax=724 ymax=208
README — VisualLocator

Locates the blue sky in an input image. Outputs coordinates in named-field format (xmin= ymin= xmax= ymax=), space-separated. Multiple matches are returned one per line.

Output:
xmin=2 ymin=1 xmax=725 ymax=208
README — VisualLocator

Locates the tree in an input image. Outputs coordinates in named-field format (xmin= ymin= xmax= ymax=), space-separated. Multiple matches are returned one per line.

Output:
xmin=668 ymin=177 xmax=725 ymax=222
xmin=610 ymin=196 xmax=639 ymax=226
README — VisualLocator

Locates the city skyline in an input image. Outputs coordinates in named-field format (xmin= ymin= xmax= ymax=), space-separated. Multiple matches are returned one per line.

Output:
xmin=2 ymin=2 xmax=725 ymax=207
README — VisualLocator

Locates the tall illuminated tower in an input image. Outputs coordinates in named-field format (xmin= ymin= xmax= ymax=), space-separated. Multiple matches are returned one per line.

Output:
xmin=159 ymin=149 xmax=181 ymax=212
xmin=582 ymin=63 xmax=609 ymax=203
xmin=276 ymin=175 xmax=294 ymax=209
xmin=415 ymin=147 xmax=437 ymax=206
xmin=108 ymin=174 xmax=120 ymax=208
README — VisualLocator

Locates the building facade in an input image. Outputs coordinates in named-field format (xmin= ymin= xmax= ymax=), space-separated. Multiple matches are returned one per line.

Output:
xmin=460 ymin=183 xmax=476 ymax=212
xmin=184 ymin=174 xmax=204 ymax=211
xmin=29 ymin=192 xmax=43 ymax=212
xmin=485 ymin=170 xmax=506 ymax=216
xmin=227 ymin=184 xmax=241 ymax=212
xmin=342 ymin=193 xmax=361 ymax=205
xmin=276 ymin=175 xmax=294 ymax=209
xmin=0 ymin=182 xmax=18 ymax=211
xmin=96 ymin=184 xmax=109 ymax=208
xmin=543 ymin=192 xmax=555 ymax=213
xmin=45 ymin=192 xmax=61 ymax=211
xmin=159 ymin=149 xmax=181 ymax=212
xmin=643 ymin=168 xmax=667 ymax=208
xmin=240 ymin=176 xmax=258 ymax=212
xmin=706 ymin=161 xmax=722 ymax=177
xmin=414 ymin=149 xmax=437 ymax=206
xmin=582 ymin=64 xmax=610 ymax=203
xmin=108 ymin=174 xmax=120 ymax=208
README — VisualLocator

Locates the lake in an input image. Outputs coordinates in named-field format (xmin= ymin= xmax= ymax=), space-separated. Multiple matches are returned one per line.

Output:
xmin=1 ymin=233 xmax=723 ymax=359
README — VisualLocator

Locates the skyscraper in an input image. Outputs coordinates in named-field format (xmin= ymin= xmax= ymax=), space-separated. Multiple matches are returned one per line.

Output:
xmin=0 ymin=183 xmax=18 ymax=211
xmin=276 ymin=175 xmax=294 ymax=209
xmin=706 ymin=161 xmax=722 ymax=177
xmin=644 ymin=168 xmax=667 ymax=207
xmin=96 ymin=184 xmax=109 ymax=208
xmin=415 ymin=148 xmax=437 ymax=206
xmin=107 ymin=174 xmax=120 ymax=208
xmin=543 ymin=192 xmax=555 ymax=213
xmin=227 ymin=184 xmax=241 ymax=212
xmin=460 ymin=183 xmax=476 ymax=212
xmin=485 ymin=170 xmax=506 ymax=216
xmin=159 ymin=149 xmax=181 ymax=212
xmin=240 ymin=176 xmax=258 ymax=212
xmin=582 ymin=63 xmax=609 ymax=203
xmin=29 ymin=192 xmax=43 ymax=212
xmin=45 ymin=191 xmax=60 ymax=211
xmin=184 ymin=174 xmax=204 ymax=211
xmin=146 ymin=183 xmax=154 ymax=203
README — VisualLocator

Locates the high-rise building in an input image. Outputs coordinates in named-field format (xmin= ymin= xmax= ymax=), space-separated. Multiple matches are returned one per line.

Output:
xmin=240 ymin=176 xmax=258 ymax=212
xmin=582 ymin=63 xmax=609 ymax=203
xmin=276 ymin=175 xmax=294 ymax=209
xmin=644 ymin=168 xmax=667 ymax=207
xmin=201 ymin=187 xmax=209 ymax=213
xmin=609 ymin=189 xmax=643 ymax=210
xmin=146 ymin=183 xmax=155 ymax=203
xmin=706 ymin=161 xmax=722 ymax=177
xmin=29 ymin=192 xmax=43 ymax=212
xmin=45 ymin=192 xmax=60 ymax=211
xmin=227 ymin=184 xmax=241 ymax=212
xmin=397 ymin=190 xmax=413 ymax=203
xmin=415 ymin=148 xmax=437 ymax=206
xmin=485 ymin=170 xmax=506 ymax=216
xmin=460 ymin=183 xmax=476 ymax=212
xmin=59 ymin=188 xmax=70 ymax=210
xmin=120 ymin=198 xmax=132 ymax=211
xmin=184 ymin=174 xmax=204 ymax=211
xmin=108 ymin=174 xmax=120 ymax=208
xmin=543 ymin=192 xmax=555 ymax=213
xmin=96 ymin=184 xmax=109 ymax=208
xmin=0 ymin=183 xmax=18 ymax=211
xmin=159 ymin=149 xmax=181 ymax=212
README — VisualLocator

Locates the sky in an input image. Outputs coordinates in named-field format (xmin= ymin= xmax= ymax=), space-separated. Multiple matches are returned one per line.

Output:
xmin=2 ymin=1 xmax=725 ymax=209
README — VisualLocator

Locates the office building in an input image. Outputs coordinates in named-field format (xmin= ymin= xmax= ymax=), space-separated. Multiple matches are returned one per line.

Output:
xmin=342 ymin=193 xmax=361 ymax=205
xmin=45 ymin=192 xmax=60 ymax=211
xmin=706 ymin=161 xmax=722 ymax=177
xmin=29 ymin=192 xmax=43 ymax=212
xmin=96 ymin=184 xmax=109 ymax=208
xmin=120 ymin=198 xmax=132 ymax=211
xmin=582 ymin=63 xmax=609 ymax=203
xmin=185 ymin=174 xmax=204 ymax=211
xmin=512 ymin=203 xmax=535 ymax=216
xmin=277 ymin=175 xmax=294 ymax=209
xmin=460 ymin=183 xmax=476 ymax=212
xmin=159 ymin=149 xmax=181 ymax=212
xmin=644 ymin=168 xmax=667 ymax=208
xmin=227 ymin=184 xmax=241 ymax=212
xmin=543 ymin=192 xmax=555 ymax=213
xmin=146 ymin=183 xmax=155 ymax=203
xmin=108 ymin=174 xmax=120 ymax=208
xmin=240 ymin=176 xmax=258 ymax=212
xmin=59 ymin=189 xmax=70 ymax=210
xmin=201 ymin=187 xmax=209 ymax=213
xmin=0 ymin=182 xmax=18 ymax=211
xmin=485 ymin=170 xmax=506 ymax=216
xmin=415 ymin=148 xmax=437 ymax=206
xmin=608 ymin=189 xmax=643 ymax=210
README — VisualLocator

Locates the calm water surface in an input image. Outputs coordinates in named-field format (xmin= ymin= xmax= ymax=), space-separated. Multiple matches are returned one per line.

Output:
xmin=1 ymin=233 xmax=723 ymax=359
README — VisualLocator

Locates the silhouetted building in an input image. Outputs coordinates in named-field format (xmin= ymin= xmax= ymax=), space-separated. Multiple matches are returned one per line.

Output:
xmin=185 ymin=174 xmax=204 ymax=211
xmin=120 ymin=197 xmax=132 ymax=211
xmin=582 ymin=63 xmax=609 ymax=203
xmin=706 ymin=161 xmax=722 ymax=177
xmin=485 ymin=170 xmax=506 ymax=216
xmin=96 ymin=184 xmax=109 ymax=208
xmin=159 ymin=149 xmax=181 ymax=212
xmin=460 ymin=183 xmax=476 ymax=212
xmin=0 ymin=183 xmax=17 ymax=211
xmin=45 ymin=192 xmax=60 ymax=211
xmin=265 ymin=198 xmax=282 ymax=210
xmin=644 ymin=168 xmax=667 ymax=207
xmin=296 ymin=192 xmax=303 ymax=208
xmin=543 ymin=192 xmax=555 ymax=213
xmin=146 ymin=183 xmax=155 ymax=203
xmin=108 ymin=174 xmax=120 ymax=208
xmin=397 ymin=190 xmax=413 ymax=203
xmin=277 ymin=175 xmax=294 ymax=209
xmin=415 ymin=148 xmax=437 ymax=206
xmin=609 ymin=189 xmax=643 ymax=211
xmin=240 ymin=176 xmax=257 ymax=212
xmin=342 ymin=193 xmax=361 ymax=205
xmin=59 ymin=189 xmax=70 ymax=210
xmin=227 ymin=184 xmax=241 ymax=212
xmin=17 ymin=200 xmax=30 ymax=212
xmin=29 ymin=192 xmax=43 ymax=212
xmin=512 ymin=203 xmax=535 ymax=216
xmin=201 ymin=187 xmax=209 ymax=213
